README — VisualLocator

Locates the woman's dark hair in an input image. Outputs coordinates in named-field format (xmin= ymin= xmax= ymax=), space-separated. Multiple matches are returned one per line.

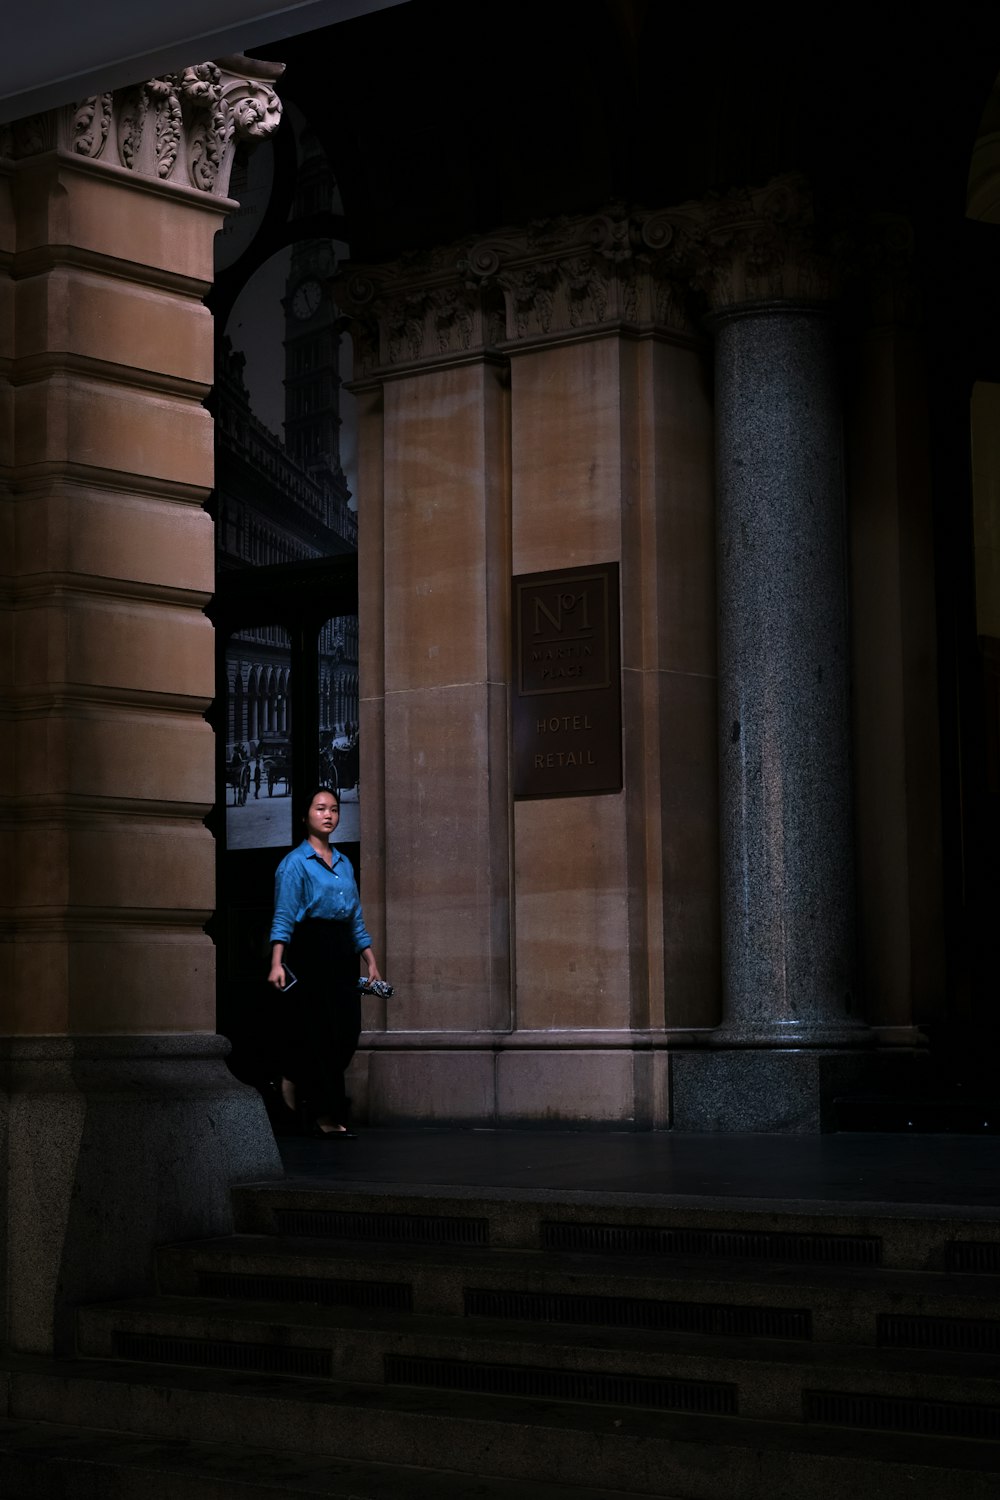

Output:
xmin=301 ymin=784 xmax=341 ymax=818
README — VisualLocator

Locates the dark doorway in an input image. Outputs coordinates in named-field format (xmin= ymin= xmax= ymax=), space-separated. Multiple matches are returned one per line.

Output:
xmin=210 ymin=555 xmax=359 ymax=1091
xmin=205 ymin=91 xmax=362 ymax=1097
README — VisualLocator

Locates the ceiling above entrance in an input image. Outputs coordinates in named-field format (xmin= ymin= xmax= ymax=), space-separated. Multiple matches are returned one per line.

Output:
xmin=1 ymin=0 xmax=407 ymax=123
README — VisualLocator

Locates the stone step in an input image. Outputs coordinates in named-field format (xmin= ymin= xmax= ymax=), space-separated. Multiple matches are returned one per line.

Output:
xmin=0 ymin=1415 xmax=644 ymax=1500
xmin=230 ymin=1181 xmax=1000 ymax=1272
xmin=155 ymin=1232 xmax=1000 ymax=1351
xmin=7 ymin=1353 xmax=1000 ymax=1500
xmin=75 ymin=1293 xmax=1000 ymax=1429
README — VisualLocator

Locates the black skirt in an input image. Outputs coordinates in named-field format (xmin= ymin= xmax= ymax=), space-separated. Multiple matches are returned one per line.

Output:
xmin=278 ymin=918 xmax=362 ymax=1123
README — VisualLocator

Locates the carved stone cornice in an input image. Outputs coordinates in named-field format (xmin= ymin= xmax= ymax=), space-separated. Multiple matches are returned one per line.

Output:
xmin=336 ymin=205 xmax=703 ymax=379
xmin=335 ymin=173 xmax=889 ymax=379
xmin=336 ymin=177 xmax=853 ymax=380
xmin=0 ymin=55 xmax=283 ymax=200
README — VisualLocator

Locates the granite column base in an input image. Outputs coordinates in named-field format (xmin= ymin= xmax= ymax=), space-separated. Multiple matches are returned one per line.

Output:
xmin=0 ymin=1034 xmax=282 ymax=1354
xmin=668 ymin=1046 xmax=920 ymax=1133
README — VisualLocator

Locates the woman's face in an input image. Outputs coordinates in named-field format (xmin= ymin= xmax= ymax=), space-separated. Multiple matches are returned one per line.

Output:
xmin=306 ymin=792 xmax=340 ymax=839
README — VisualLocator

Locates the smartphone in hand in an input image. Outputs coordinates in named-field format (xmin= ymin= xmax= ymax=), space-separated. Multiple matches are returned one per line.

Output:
xmin=282 ymin=966 xmax=297 ymax=990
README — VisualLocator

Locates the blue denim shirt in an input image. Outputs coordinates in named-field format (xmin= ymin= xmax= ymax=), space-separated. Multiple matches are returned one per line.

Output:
xmin=269 ymin=840 xmax=372 ymax=951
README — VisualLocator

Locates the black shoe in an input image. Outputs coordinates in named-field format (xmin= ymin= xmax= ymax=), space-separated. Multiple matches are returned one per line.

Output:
xmin=307 ymin=1123 xmax=358 ymax=1140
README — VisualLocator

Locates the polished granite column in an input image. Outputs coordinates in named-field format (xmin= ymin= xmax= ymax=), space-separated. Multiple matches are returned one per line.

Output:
xmin=714 ymin=303 xmax=862 ymax=1046
xmin=671 ymin=263 xmax=880 ymax=1129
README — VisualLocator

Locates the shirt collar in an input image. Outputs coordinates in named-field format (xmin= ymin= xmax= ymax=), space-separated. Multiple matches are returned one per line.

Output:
xmin=301 ymin=839 xmax=342 ymax=865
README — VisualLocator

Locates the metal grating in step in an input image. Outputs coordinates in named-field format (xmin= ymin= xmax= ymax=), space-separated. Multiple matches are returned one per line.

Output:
xmin=804 ymin=1388 xmax=1000 ymax=1441
xmin=946 ymin=1241 xmax=1000 ymax=1275
xmin=273 ymin=1208 xmax=489 ymax=1247
xmin=878 ymin=1312 xmax=1000 ymax=1354
xmin=385 ymin=1353 xmax=737 ymax=1415
xmin=197 ymin=1270 xmax=413 ymax=1312
xmin=542 ymin=1222 xmax=882 ymax=1267
xmin=465 ymin=1287 xmax=811 ymax=1341
xmin=111 ymin=1330 xmax=333 ymax=1380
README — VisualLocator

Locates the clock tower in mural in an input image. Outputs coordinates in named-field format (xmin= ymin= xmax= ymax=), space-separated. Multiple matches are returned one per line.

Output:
xmin=282 ymin=130 xmax=349 ymax=515
xmin=217 ymin=120 xmax=360 ymax=763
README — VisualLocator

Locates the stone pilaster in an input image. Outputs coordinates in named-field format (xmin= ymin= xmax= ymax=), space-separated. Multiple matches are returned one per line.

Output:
xmin=0 ymin=57 xmax=283 ymax=1352
xmin=338 ymin=254 xmax=514 ymax=1101
xmin=338 ymin=208 xmax=717 ymax=1127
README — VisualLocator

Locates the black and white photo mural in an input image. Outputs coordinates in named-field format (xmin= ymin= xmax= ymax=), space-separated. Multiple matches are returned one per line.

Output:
xmin=213 ymin=102 xmax=360 ymax=851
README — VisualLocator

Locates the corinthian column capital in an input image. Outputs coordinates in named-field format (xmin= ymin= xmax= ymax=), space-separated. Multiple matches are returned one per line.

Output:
xmin=685 ymin=174 xmax=836 ymax=314
xmin=0 ymin=55 xmax=283 ymax=199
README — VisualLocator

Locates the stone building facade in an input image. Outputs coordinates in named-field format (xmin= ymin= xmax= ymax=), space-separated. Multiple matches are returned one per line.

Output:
xmin=1 ymin=0 xmax=1000 ymax=1354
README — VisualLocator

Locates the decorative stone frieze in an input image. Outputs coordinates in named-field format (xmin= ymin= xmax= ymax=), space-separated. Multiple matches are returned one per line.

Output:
xmin=336 ymin=204 xmax=701 ymax=379
xmin=0 ymin=54 xmax=283 ymax=199
xmin=335 ymin=175 xmax=856 ymax=379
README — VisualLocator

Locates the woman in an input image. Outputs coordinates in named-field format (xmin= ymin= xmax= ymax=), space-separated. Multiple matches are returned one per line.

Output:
xmin=268 ymin=785 xmax=381 ymax=1137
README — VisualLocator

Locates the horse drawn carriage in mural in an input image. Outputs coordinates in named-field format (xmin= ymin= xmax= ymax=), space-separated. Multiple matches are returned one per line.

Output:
xmin=257 ymin=734 xmax=292 ymax=797
xmin=320 ymin=730 xmax=359 ymax=794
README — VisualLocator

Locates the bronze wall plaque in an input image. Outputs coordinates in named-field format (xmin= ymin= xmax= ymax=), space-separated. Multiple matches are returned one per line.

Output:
xmin=512 ymin=562 xmax=622 ymax=798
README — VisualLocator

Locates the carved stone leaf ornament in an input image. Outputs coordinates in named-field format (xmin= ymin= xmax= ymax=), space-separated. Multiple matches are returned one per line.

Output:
xmin=189 ymin=95 xmax=230 ymax=192
xmin=499 ymin=263 xmax=561 ymax=338
xmin=116 ymin=87 xmax=148 ymax=171
xmin=563 ymin=255 xmax=610 ymax=327
xmin=147 ymin=77 xmax=184 ymax=179
xmin=72 ymin=93 xmax=113 ymax=159
xmin=0 ymin=56 xmax=284 ymax=201
xmin=621 ymin=269 xmax=641 ymax=323
xmin=225 ymin=77 xmax=283 ymax=140
xmin=179 ymin=63 xmax=222 ymax=104
xmin=384 ymin=291 xmax=431 ymax=364
xmin=429 ymin=287 xmax=475 ymax=353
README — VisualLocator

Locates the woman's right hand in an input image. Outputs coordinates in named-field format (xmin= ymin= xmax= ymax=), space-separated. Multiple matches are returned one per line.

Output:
xmin=268 ymin=941 xmax=287 ymax=988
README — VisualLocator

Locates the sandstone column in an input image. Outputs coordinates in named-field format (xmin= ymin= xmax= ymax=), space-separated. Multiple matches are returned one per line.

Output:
xmin=0 ymin=60 xmax=284 ymax=1352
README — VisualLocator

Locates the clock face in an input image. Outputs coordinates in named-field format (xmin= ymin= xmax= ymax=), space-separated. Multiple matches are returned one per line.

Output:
xmin=291 ymin=278 xmax=323 ymax=320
